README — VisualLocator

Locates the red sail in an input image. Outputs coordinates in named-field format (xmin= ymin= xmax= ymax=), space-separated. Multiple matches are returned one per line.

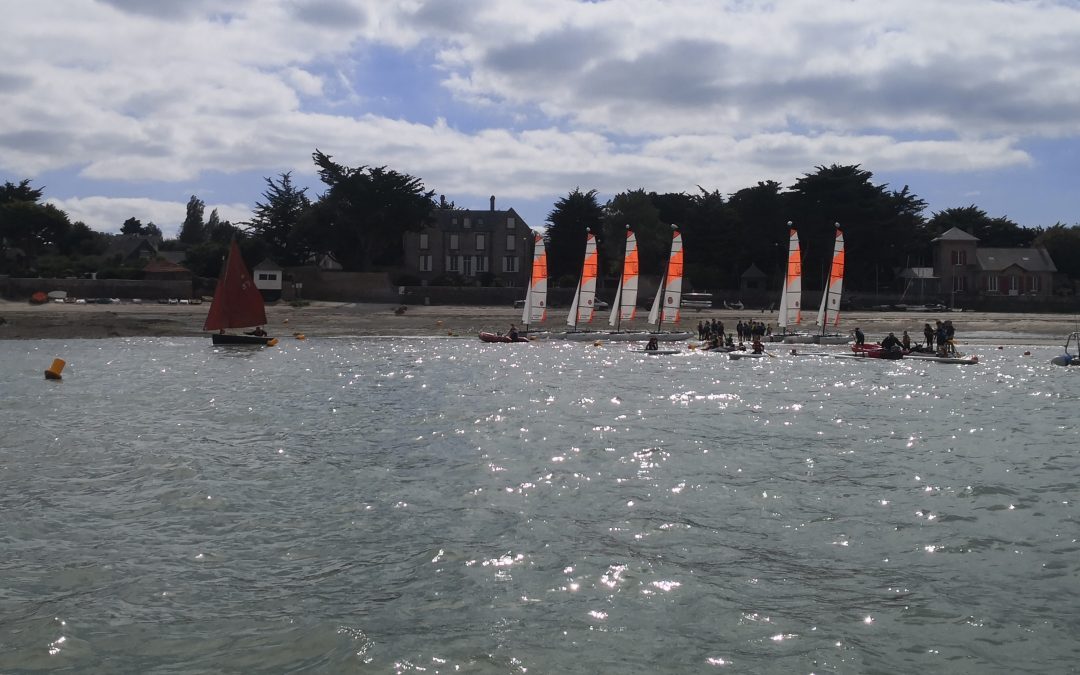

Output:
xmin=203 ymin=240 xmax=268 ymax=331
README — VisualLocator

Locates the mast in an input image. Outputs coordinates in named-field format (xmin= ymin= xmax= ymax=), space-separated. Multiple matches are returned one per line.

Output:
xmin=521 ymin=232 xmax=547 ymax=332
xmin=648 ymin=225 xmax=682 ymax=333
xmin=609 ymin=226 xmax=638 ymax=332
xmin=816 ymin=223 xmax=845 ymax=335
xmin=777 ymin=224 xmax=802 ymax=331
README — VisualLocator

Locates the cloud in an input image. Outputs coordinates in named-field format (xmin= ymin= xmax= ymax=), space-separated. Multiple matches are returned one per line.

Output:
xmin=48 ymin=195 xmax=252 ymax=238
xmin=2 ymin=0 xmax=1079 ymax=232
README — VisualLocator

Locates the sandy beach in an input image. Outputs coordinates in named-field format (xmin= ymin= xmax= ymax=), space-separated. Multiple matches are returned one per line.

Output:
xmin=1 ymin=299 xmax=1078 ymax=345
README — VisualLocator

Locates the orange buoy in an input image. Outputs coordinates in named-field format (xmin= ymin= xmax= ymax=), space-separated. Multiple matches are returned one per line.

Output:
xmin=267 ymin=338 xmax=279 ymax=347
xmin=294 ymin=334 xmax=306 ymax=340
xmin=283 ymin=318 xmax=289 ymax=324
xmin=45 ymin=358 xmax=65 ymax=380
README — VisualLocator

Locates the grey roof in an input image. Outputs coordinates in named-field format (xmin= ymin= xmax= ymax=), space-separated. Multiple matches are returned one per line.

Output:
xmin=254 ymin=258 xmax=282 ymax=271
xmin=932 ymin=227 xmax=979 ymax=242
xmin=976 ymin=247 xmax=1057 ymax=273
xmin=432 ymin=206 xmax=529 ymax=231
xmin=741 ymin=263 xmax=767 ymax=278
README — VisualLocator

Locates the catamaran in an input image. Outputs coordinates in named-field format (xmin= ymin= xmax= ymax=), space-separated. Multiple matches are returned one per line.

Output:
xmin=560 ymin=229 xmax=606 ymax=341
xmin=814 ymin=223 xmax=850 ymax=345
xmin=774 ymin=224 xmax=813 ymax=343
xmin=646 ymin=226 xmax=693 ymax=342
xmin=521 ymin=232 xmax=548 ymax=335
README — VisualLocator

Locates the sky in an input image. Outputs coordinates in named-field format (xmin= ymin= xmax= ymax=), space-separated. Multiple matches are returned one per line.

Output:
xmin=3 ymin=0 xmax=1080 ymax=239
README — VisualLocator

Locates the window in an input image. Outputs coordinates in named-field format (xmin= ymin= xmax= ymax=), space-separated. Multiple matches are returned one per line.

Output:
xmin=451 ymin=217 xmax=458 ymax=225
xmin=446 ymin=255 xmax=461 ymax=272
xmin=258 ymin=273 xmax=278 ymax=281
xmin=475 ymin=233 xmax=486 ymax=250
xmin=953 ymin=275 xmax=965 ymax=292
xmin=419 ymin=254 xmax=432 ymax=272
xmin=1030 ymin=275 xmax=1040 ymax=292
xmin=507 ymin=216 xmax=515 ymax=229
xmin=950 ymin=250 xmax=967 ymax=266
xmin=475 ymin=255 xmax=489 ymax=273
xmin=503 ymin=256 xmax=519 ymax=273
xmin=1009 ymin=275 xmax=1019 ymax=292
xmin=448 ymin=234 xmax=459 ymax=250
xmin=463 ymin=217 xmax=471 ymax=229
xmin=419 ymin=233 xmax=429 ymax=250
xmin=506 ymin=235 xmax=516 ymax=251
xmin=463 ymin=256 xmax=474 ymax=276
xmin=477 ymin=217 xmax=484 ymax=226
xmin=987 ymin=275 xmax=998 ymax=292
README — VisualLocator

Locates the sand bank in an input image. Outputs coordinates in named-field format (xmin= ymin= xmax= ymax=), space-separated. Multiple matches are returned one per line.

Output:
xmin=1 ymin=299 xmax=1077 ymax=345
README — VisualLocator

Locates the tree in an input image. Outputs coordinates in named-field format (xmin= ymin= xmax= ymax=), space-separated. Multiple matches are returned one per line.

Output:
xmin=545 ymin=188 xmax=603 ymax=284
xmin=309 ymin=149 xmax=436 ymax=270
xmin=0 ymin=179 xmax=45 ymax=204
xmin=121 ymin=217 xmax=145 ymax=235
xmin=726 ymin=180 xmax=789 ymax=289
xmin=1034 ymin=224 xmax=1080 ymax=289
xmin=926 ymin=206 xmax=1034 ymax=248
xmin=679 ymin=188 xmax=737 ymax=290
xmin=247 ymin=172 xmax=311 ymax=266
xmin=786 ymin=165 xmax=926 ymax=293
xmin=601 ymin=189 xmax=666 ymax=276
xmin=178 ymin=195 xmax=205 ymax=245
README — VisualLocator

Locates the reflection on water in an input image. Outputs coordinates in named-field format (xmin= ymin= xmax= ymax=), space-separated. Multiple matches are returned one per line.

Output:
xmin=1 ymin=337 xmax=1078 ymax=672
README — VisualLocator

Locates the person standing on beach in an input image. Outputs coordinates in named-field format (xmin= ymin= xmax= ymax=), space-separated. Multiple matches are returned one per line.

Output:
xmin=854 ymin=327 xmax=865 ymax=346
xmin=923 ymin=323 xmax=934 ymax=351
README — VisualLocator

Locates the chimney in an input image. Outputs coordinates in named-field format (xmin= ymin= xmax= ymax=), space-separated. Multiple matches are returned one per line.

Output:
xmin=439 ymin=194 xmax=446 ymax=207
xmin=490 ymin=195 xmax=495 ymax=211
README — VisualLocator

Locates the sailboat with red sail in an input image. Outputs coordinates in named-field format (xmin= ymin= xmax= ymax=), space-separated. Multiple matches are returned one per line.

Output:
xmin=204 ymin=240 xmax=276 ymax=346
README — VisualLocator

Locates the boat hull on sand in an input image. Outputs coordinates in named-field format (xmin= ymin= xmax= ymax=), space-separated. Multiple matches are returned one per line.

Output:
xmin=479 ymin=332 xmax=530 ymax=343
xmin=212 ymin=333 xmax=275 ymax=346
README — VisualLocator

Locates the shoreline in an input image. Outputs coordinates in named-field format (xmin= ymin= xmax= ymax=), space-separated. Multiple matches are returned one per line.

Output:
xmin=1 ymin=300 xmax=1078 ymax=345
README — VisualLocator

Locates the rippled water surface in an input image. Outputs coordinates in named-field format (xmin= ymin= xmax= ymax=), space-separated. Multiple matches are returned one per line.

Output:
xmin=2 ymin=337 xmax=1079 ymax=673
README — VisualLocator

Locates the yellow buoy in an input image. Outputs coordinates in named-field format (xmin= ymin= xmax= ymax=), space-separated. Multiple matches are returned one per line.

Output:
xmin=45 ymin=358 xmax=65 ymax=380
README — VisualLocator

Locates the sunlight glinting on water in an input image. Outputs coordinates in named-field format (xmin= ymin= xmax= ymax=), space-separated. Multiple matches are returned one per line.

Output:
xmin=0 ymin=337 xmax=1078 ymax=671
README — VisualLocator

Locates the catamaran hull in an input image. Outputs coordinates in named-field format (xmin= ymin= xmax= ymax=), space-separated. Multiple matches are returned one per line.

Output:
xmin=905 ymin=354 xmax=978 ymax=364
xmin=212 ymin=334 xmax=274 ymax=346
xmin=815 ymin=334 xmax=851 ymax=345
xmin=478 ymin=332 xmax=530 ymax=343
xmin=729 ymin=351 xmax=767 ymax=360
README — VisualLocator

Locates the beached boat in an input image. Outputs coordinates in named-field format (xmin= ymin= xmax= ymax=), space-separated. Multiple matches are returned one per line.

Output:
xmin=905 ymin=353 xmax=979 ymax=365
xmin=646 ymin=226 xmax=693 ymax=342
xmin=814 ymin=224 xmax=850 ymax=345
xmin=204 ymin=240 xmax=276 ymax=346
xmin=849 ymin=343 xmax=904 ymax=359
xmin=1051 ymin=332 xmax=1080 ymax=366
xmin=479 ymin=331 xmax=530 ymax=343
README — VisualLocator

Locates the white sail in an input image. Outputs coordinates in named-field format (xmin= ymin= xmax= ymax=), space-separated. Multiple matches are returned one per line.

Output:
xmin=521 ymin=233 xmax=547 ymax=327
xmin=609 ymin=228 xmax=639 ymax=328
xmin=816 ymin=225 xmax=845 ymax=329
xmin=777 ymin=226 xmax=802 ymax=329
xmin=567 ymin=231 xmax=598 ymax=328
xmin=648 ymin=229 xmax=683 ymax=329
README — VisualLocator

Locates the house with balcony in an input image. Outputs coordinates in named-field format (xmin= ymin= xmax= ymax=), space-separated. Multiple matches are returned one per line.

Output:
xmin=401 ymin=196 xmax=534 ymax=287
xmin=933 ymin=227 xmax=1057 ymax=301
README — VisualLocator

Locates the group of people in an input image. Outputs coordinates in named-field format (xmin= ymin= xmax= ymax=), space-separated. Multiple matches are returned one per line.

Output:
xmin=853 ymin=319 xmax=957 ymax=355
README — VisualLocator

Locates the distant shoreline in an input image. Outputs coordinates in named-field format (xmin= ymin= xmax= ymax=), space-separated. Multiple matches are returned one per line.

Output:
xmin=0 ymin=299 xmax=1077 ymax=345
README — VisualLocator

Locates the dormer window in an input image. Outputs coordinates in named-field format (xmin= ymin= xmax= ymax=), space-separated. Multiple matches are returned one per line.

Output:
xmin=463 ymin=217 xmax=471 ymax=228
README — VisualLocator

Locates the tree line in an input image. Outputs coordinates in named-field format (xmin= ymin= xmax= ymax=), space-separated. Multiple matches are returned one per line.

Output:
xmin=2 ymin=156 xmax=1079 ymax=293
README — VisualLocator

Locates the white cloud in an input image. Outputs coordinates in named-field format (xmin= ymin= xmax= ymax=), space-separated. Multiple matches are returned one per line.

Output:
xmin=48 ymin=196 xmax=252 ymax=238
xmin=2 ymin=0 xmax=1079 ymax=231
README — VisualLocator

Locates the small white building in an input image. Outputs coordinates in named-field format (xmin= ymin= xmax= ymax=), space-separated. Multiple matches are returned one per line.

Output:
xmin=253 ymin=258 xmax=283 ymax=300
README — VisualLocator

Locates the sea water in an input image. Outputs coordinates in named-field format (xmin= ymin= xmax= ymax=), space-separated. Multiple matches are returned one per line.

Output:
xmin=1 ymin=337 xmax=1078 ymax=673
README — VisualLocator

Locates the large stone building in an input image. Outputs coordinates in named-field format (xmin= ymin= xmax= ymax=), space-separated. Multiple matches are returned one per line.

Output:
xmin=401 ymin=196 xmax=534 ymax=287
xmin=933 ymin=227 xmax=1058 ymax=300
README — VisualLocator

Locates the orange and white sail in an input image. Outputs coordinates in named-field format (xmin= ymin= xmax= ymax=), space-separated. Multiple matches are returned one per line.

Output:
xmin=648 ymin=227 xmax=683 ymax=329
xmin=777 ymin=225 xmax=802 ymax=328
xmin=521 ymin=233 xmax=547 ymax=327
xmin=816 ymin=224 xmax=845 ymax=328
xmin=567 ymin=229 xmax=599 ymax=328
xmin=609 ymin=227 xmax=638 ymax=328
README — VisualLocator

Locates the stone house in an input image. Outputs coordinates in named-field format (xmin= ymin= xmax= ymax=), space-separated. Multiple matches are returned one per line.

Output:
xmin=933 ymin=227 xmax=1057 ymax=300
